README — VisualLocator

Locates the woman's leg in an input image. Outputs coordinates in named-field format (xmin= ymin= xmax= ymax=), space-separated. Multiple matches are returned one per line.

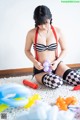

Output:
xmin=55 ymin=62 xmax=80 ymax=86
xmin=42 ymin=73 xmax=63 ymax=88
xmin=63 ymin=69 xmax=80 ymax=86
xmin=34 ymin=67 xmax=63 ymax=88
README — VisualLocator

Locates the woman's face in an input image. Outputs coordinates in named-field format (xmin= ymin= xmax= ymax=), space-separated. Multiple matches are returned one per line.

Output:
xmin=38 ymin=19 xmax=51 ymax=31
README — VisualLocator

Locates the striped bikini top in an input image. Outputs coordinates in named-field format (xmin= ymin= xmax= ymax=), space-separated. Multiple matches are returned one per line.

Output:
xmin=33 ymin=43 xmax=57 ymax=52
xmin=34 ymin=25 xmax=58 ymax=60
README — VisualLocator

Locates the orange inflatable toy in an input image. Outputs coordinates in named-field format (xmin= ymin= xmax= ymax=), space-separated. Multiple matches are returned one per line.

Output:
xmin=56 ymin=96 xmax=77 ymax=111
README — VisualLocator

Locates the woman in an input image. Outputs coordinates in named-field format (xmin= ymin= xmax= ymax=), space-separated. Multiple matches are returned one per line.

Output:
xmin=25 ymin=5 xmax=80 ymax=88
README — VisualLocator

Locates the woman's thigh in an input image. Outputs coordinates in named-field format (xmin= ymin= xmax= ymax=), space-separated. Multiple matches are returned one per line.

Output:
xmin=55 ymin=62 xmax=70 ymax=77
xmin=34 ymin=72 xmax=47 ymax=84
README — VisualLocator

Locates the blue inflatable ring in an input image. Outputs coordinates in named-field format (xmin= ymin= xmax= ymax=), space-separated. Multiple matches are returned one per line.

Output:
xmin=0 ymin=83 xmax=31 ymax=107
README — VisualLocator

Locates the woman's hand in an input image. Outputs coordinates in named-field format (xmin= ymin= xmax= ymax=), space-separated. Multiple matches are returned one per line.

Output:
xmin=34 ymin=61 xmax=44 ymax=70
xmin=50 ymin=60 xmax=59 ymax=70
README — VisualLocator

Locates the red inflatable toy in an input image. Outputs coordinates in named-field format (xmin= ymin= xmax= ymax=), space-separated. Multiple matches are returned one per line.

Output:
xmin=23 ymin=79 xmax=38 ymax=89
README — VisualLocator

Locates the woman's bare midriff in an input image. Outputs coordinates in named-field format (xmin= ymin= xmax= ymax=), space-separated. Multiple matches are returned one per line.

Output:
xmin=36 ymin=50 xmax=56 ymax=64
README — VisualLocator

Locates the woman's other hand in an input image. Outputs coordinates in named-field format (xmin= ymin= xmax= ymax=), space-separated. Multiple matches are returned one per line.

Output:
xmin=34 ymin=61 xmax=43 ymax=70
xmin=50 ymin=60 xmax=59 ymax=70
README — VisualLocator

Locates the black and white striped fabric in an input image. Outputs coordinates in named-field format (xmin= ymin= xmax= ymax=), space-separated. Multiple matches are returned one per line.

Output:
xmin=42 ymin=74 xmax=63 ymax=89
xmin=33 ymin=43 xmax=57 ymax=52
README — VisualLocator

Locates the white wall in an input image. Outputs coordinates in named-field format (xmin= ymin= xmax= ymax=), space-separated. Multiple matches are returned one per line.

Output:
xmin=0 ymin=0 xmax=80 ymax=70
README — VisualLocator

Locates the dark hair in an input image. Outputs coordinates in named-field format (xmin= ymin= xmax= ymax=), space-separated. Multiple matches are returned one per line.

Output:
xmin=33 ymin=5 xmax=52 ymax=27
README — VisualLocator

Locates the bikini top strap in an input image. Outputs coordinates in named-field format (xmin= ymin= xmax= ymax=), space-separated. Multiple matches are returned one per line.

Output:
xmin=51 ymin=25 xmax=58 ymax=58
xmin=34 ymin=27 xmax=39 ymax=61
xmin=34 ymin=26 xmax=58 ymax=61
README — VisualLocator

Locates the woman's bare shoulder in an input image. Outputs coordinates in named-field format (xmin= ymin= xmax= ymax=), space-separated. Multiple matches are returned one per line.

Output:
xmin=26 ymin=27 xmax=38 ymax=44
xmin=27 ymin=28 xmax=36 ymax=36
xmin=54 ymin=26 xmax=66 ymax=43
xmin=26 ymin=28 xmax=37 ymax=42
xmin=53 ymin=26 xmax=62 ymax=40
xmin=54 ymin=26 xmax=61 ymax=34
xmin=54 ymin=26 xmax=65 ymax=41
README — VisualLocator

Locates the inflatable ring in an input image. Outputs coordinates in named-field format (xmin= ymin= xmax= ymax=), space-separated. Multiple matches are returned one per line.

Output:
xmin=0 ymin=83 xmax=31 ymax=107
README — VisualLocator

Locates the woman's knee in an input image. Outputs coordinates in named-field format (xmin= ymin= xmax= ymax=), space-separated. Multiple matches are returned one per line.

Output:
xmin=42 ymin=74 xmax=63 ymax=89
xmin=63 ymin=69 xmax=80 ymax=86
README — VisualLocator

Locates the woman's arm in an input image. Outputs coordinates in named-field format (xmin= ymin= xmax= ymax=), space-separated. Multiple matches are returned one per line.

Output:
xmin=25 ymin=31 xmax=37 ymax=64
xmin=51 ymin=28 xmax=68 ymax=70
xmin=56 ymin=28 xmax=68 ymax=63
xmin=25 ymin=30 xmax=43 ymax=70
